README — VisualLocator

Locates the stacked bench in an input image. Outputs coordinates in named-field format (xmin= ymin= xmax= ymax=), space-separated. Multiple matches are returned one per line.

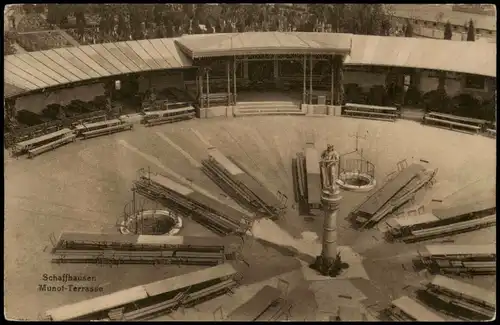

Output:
xmin=423 ymin=112 xmax=486 ymax=134
xmin=342 ymin=103 xmax=399 ymax=122
xmin=27 ymin=132 xmax=77 ymax=158
xmin=12 ymin=128 xmax=76 ymax=158
xmin=486 ymin=122 xmax=496 ymax=138
xmin=68 ymin=110 xmax=108 ymax=128
xmin=142 ymin=106 xmax=195 ymax=127
xmin=74 ymin=118 xmax=133 ymax=139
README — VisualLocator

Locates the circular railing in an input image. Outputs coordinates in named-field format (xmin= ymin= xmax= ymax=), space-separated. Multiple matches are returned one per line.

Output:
xmin=336 ymin=157 xmax=376 ymax=192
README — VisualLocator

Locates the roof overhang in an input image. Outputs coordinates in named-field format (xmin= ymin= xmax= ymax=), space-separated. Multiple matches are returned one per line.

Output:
xmin=175 ymin=32 xmax=353 ymax=59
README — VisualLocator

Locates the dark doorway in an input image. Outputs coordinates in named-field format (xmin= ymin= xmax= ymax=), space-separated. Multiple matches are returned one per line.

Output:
xmin=248 ymin=60 xmax=274 ymax=83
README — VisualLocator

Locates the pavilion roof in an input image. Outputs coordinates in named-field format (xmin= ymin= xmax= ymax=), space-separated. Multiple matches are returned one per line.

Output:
xmin=345 ymin=35 xmax=496 ymax=78
xmin=3 ymin=38 xmax=190 ymax=97
xmin=174 ymin=32 xmax=353 ymax=58
xmin=3 ymin=32 xmax=496 ymax=100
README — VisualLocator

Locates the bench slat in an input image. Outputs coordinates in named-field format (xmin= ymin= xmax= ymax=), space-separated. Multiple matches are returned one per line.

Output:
xmin=345 ymin=103 xmax=398 ymax=111
xmin=424 ymin=116 xmax=480 ymax=130
xmin=344 ymin=109 xmax=397 ymax=117
xmin=428 ymin=112 xmax=486 ymax=126
xmin=27 ymin=134 xmax=76 ymax=158
xmin=82 ymin=123 xmax=133 ymax=139
xmin=144 ymin=113 xmax=195 ymax=126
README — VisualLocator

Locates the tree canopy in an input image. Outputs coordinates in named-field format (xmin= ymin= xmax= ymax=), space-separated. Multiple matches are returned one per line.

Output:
xmin=42 ymin=4 xmax=396 ymax=43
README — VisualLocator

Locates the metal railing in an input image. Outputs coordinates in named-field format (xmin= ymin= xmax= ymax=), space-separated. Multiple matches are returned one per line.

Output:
xmin=338 ymin=157 xmax=375 ymax=179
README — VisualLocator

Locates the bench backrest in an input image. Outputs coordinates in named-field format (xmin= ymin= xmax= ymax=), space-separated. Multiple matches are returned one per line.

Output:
xmin=345 ymin=103 xmax=397 ymax=111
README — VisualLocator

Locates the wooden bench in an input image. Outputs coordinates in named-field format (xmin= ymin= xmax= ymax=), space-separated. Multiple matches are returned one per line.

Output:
xmin=81 ymin=123 xmax=133 ymax=139
xmin=108 ymin=307 xmax=125 ymax=321
xmin=201 ymin=93 xmax=230 ymax=105
xmin=27 ymin=134 xmax=76 ymax=158
xmin=181 ymin=279 xmax=237 ymax=308
xmin=343 ymin=103 xmax=399 ymax=122
xmin=123 ymin=296 xmax=181 ymax=320
xmin=486 ymin=128 xmax=496 ymax=137
xmin=424 ymin=113 xmax=482 ymax=133
xmin=70 ymin=114 xmax=107 ymax=128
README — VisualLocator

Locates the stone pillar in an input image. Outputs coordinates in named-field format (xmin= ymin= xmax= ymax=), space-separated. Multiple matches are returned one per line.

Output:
xmin=313 ymin=151 xmax=344 ymax=277
xmin=309 ymin=55 xmax=313 ymax=105
xmin=321 ymin=189 xmax=342 ymax=261
xmin=303 ymin=55 xmax=307 ymax=104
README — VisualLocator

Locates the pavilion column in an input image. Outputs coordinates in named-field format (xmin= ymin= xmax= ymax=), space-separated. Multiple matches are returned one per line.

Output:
xmin=206 ymin=68 xmax=210 ymax=108
xmin=199 ymin=70 xmax=204 ymax=108
xmin=233 ymin=57 xmax=237 ymax=104
xmin=227 ymin=60 xmax=231 ymax=106
xmin=303 ymin=56 xmax=307 ymax=104
xmin=309 ymin=55 xmax=313 ymax=105
xmin=195 ymin=70 xmax=199 ymax=98
xmin=339 ymin=58 xmax=344 ymax=106
xmin=330 ymin=56 xmax=335 ymax=106
xmin=335 ymin=55 xmax=344 ymax=106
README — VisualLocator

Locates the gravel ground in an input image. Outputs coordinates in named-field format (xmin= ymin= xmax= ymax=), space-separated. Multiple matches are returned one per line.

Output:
xmin=4 ymin=116 xmax=495 ymax=320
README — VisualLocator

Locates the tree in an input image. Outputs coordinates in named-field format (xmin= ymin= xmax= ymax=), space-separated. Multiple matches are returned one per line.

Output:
xmin=322 ymin=4 xmax=392 ymax=36
xmin=205 ymin=21 xmax=213 ymax=34
xmin=75 ymin=9 xmax=86 ymax=38
xmin=223 ymin=21 xmax=233 ymax=33
xmin=117 ymin=13 xmax=130 ymax=41
xmin=237 ymin=20 xmax=246 ymax=33
xmin=194 ymin=4 xmax=208 ymax=24
xmin=165 ymin=20 xmax=174 ymax=38
xmin=467 ymin=19 xmax=476 ymax=41
xmin=444 ymin=21 xmax=452 ymax=40
xmin=47 ymin=4 xmax=70 ymax=26
xmin=153 ymin=4 xmax=164 ymax=25
xmin=98 ymin=5 xmax=112 ymax=36
xmin=437 ymin=21 xmax=453 ymax=96
xmin=404 ymin=19 xmax=413 ymax=37
xmin=183 ymin=4 xmax=195 ymax=20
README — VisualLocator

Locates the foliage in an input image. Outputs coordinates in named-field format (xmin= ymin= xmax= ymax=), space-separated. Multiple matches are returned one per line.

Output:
xmin=423 ymin=90 xmax=453 ymax=113
xmin=39 ymin=4 xmax=397 ymax=47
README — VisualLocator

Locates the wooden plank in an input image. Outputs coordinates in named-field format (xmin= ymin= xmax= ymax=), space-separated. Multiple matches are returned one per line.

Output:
xmin=345 ymin=103 xmax=398 ymax=111
xmin=143 ymin=263 xmax=237 ymax=297
xmin=227 ymin=286 xmax=282 ymax=321
xmin=46 ymin=286 xmax=148 ymax=321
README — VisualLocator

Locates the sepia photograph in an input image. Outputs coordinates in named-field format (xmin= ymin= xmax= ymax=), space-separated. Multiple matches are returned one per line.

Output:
xmin=4 ymin=3 xmax=496 ymax=321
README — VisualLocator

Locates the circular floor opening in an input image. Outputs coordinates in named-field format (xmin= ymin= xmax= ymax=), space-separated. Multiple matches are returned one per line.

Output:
xmin=119 ymin=210 xmax=183 ymax=235
xmin=336 ymin=172 xmax=376 ymax=192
